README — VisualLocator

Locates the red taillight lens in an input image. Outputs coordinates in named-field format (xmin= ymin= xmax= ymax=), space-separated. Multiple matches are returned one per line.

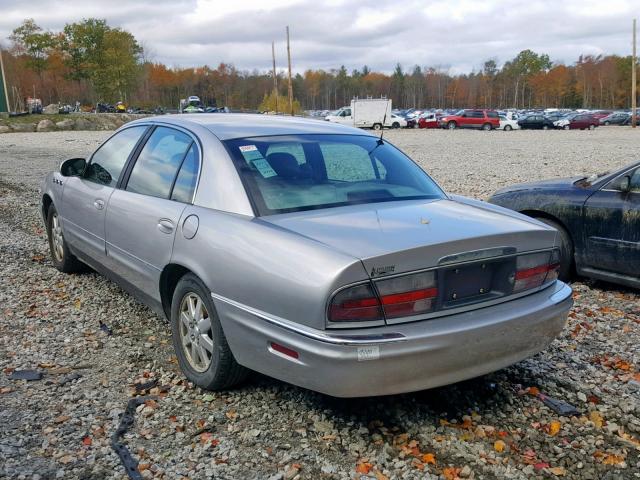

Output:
xmin=376 ymin=271 xmax=438 ymax=319
xmin=328 ymin=283 xmax=383 ymax=322
xmin=514 ymin=250 xmax=560 ymax=293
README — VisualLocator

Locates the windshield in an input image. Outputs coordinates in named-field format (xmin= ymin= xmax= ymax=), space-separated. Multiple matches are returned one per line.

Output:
xmin=225 ymin=134 xmax=445 ymax=216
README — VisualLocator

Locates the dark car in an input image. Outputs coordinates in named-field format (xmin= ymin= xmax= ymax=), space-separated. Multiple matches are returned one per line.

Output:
xmin=564 ymin=114 xmax=599 ymax=130
xmin=600 ymin=112 xmax=630 ymax=126
xmin=517 ymin=115 xmax=555 ymax=130
xmin=488 ymin=163 xmax=640 ymax=288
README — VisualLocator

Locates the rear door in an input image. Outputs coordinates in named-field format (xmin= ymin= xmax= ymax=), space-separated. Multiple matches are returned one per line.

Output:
xmin=61 ymin=126 xmax=148 ymax=264
xmin=467 ymin=110 xmax=484 ymax=128
xmin=104 ymin=126 xmax=200 ymax=298
xmin=582 ymin=167 xmax=640 ymax=276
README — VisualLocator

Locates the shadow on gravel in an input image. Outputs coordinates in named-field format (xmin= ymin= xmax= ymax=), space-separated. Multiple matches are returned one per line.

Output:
xmin=248 ymin=370 xmax=514 ymax=428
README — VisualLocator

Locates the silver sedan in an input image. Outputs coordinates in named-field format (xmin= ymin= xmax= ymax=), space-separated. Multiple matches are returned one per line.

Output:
xmin=40 ymin=114 xmax=572 ymax=397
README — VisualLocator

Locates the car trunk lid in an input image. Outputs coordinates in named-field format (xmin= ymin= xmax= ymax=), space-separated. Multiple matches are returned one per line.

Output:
xmin=261 ymin=198 xmax=556 ymax=277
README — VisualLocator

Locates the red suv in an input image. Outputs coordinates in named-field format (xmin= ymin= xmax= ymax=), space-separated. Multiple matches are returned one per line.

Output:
xmin=439 ymin=109 xmax=500 ymax=130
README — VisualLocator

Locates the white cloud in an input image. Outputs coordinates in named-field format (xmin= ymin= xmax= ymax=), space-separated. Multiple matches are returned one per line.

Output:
xmin=0 ymin=0 xmax=637 ymax=73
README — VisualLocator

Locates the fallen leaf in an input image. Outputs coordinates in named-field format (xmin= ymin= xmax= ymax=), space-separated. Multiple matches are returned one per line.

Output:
xmin=54 ymin=415 xmax=70 ymax=424
xmin=534 ymin=462 xmax=550 ymax=470
xmin=443 ymin=467 xmax=462 ymax=480
xmin=589 ymin=411 xmax=603 ymax=429
xmin=374 ymin=470 xmax=389 ymax=480
xmin=549 ymin=466 xmax=566 ymax=476
xmin=0 ymin=387 xmax=14 ymax=394
xmin=59 ymin=455 xmax=75 ymax=464
xmin=82 ymin=436 xmax=92 ymax=446
xmin=138 ymin=463 xmax=151 ymax=471
xmin=527 ymin=386 xmax=540 ymax=396
xmin=74 ymin=299 xmax=81 ymax=309
xmin=494 ymin=440 xmax=506 ymax=452
xmin=355 ymin=462 xmax=373 ymax=474
xmin=422 ymin=453 xmax=436 ymax=465
xmin=225 ymin=410 xmax=238 ymax=420
xmin=548 ymin=421 xmax=561 ymax=436
xmin=602 ymin=453 xmax=625 ymax=465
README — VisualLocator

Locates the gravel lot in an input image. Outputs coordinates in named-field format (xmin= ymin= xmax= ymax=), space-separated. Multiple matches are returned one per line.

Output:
xmin=1 ymin=128 xmax=639 ymax=480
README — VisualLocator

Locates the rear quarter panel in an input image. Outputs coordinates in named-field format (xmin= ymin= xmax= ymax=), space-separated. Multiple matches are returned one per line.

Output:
xmin=170 ymin=206 xmax=370 ymax=330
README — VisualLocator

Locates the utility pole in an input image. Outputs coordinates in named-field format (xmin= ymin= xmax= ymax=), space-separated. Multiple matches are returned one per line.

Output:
xmin=271 ymin=41 xmax=278 ymax=114
xmin=0 ymin=47 xmax=9 ymax=113
xmin=632 ymin=18 xmax=637 ymax=128
xmin=286 ymin=26 xmax=294 ymax=116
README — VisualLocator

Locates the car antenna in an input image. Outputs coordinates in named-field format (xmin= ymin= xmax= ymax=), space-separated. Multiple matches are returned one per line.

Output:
xmin=378 ymin=97 xmax=390 ymax=144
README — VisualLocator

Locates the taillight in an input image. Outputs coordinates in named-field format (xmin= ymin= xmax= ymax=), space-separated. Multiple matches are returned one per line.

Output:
xmin=544 ymin=249 xmax=561 ymax=284
xmin=328 ymin=283 xmax=383 ymax=322
xmin=376 ymin=271 xmax=438 ymax=318
xmin=513 ymin=250 xmax=559 ymax=293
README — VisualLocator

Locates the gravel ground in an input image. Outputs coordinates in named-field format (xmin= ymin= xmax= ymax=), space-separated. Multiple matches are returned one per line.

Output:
xmin=1 ymin=128 xmax=639 ymax=480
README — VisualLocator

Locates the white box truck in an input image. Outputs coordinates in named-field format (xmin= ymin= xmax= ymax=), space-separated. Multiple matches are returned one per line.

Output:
xmin=326 ymin=98 xmax=403 ymax=130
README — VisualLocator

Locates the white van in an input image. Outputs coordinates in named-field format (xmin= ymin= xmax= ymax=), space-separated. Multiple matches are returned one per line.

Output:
xmin=326 ymin=98 xmax=403 ymax=129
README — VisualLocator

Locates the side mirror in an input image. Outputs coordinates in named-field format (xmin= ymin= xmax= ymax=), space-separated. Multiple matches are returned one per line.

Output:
xmin=60 ymin=158 xmax=86 ymax=177
xmin=620 ymin=175 xmax=631 ymax=193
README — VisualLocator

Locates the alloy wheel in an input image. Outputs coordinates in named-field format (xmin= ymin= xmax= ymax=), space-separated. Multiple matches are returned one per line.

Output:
xmin=179 ymin=293 xmax=214 ymax=372
xmin=51 ymin=213 xmax=64 ymax=262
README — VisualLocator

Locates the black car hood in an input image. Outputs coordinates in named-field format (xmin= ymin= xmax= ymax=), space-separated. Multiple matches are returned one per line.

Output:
xmin=492 ymin=176 xmax=586 ymax=196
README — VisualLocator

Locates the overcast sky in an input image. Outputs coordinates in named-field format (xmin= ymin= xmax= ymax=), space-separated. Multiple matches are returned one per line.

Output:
xmin=0 ymin=0 xmax=637 ymax=74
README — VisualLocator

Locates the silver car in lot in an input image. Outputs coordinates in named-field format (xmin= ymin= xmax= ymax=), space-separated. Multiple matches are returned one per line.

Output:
xmin=40 ymin=114 xmax=573 ymax=397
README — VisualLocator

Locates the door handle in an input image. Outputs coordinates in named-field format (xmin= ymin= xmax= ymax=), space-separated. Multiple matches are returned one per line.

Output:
xmin=93 ymin=199 xmax=104 ymax=210
xmin=157 ymin=219 xmax=174 ymax=234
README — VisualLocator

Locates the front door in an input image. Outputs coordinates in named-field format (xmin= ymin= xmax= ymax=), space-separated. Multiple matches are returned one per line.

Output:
xmin=105 ymin=126 xmax=200 ymax=299
xmin=60 ymin=126 xmax=148 ymax=263
xmin=582 ymin=167 xmax=640 ymax=276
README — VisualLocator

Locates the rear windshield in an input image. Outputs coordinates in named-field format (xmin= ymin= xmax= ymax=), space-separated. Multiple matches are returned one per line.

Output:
xmin=224 ymin=134 xmax=445 ymax=216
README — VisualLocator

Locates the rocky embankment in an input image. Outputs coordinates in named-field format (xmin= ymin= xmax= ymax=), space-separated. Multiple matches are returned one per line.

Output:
xmin=0 ymin=113 xmax=148 ymax=134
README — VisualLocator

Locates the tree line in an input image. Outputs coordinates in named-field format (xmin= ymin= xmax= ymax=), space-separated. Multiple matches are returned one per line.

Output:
xmin=3 ymin=18 xmax=638 ymax=112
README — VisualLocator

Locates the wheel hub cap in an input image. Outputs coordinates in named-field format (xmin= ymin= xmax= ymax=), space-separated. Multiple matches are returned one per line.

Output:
xmin=179 ymin=293 xmax=213 ymax=372
xmin=51 ymin=213 xmax=64 ymax=262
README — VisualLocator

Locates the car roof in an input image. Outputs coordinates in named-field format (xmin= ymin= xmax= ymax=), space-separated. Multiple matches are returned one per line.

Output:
xmin=128 ymin=113 xmax=373 ymax=140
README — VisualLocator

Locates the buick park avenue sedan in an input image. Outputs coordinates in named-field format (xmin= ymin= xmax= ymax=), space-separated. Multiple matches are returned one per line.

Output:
xmin=40 ymin=115 xmax=572 ymax=397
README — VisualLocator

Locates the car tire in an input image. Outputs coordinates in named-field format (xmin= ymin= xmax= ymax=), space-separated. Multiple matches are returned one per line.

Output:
xmin=372 ymin=123 xmax=382 ymax=131
xmin=504 ymin=125 xmax=512 ymax=131
xmin=482 ymin=123 xmax=492 ymax=131
xmin=604 ymin=121 xmax=610 ymax=126
xmin=563 ymin=125 xmax=570 ymax=130
xmin=447 ymin=121 xmax=457 ymax=129
xmin=171 ymin=273 xmax=248 ymax=391
xmin=46 ymin=204 xmax=84 ymax=273
xmin=589 ymin=124 xmax=595 ymax=130
xmin=534 ymin=217 xmax=574 ymax=281
xmin=543 ymin=125 xmax=549 ymax=130
xmin=392 ymin=122 xmax=400 ymax=129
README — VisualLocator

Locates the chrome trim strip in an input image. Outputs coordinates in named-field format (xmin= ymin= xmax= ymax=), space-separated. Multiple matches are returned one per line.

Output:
xmin=210 ymin=292 xmax=407 ymax=345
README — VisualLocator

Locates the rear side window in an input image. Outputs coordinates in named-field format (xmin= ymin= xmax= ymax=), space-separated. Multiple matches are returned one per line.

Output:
xmin=126 ymin=127 xmax=193 ymax=199
xmin=86 ymin=126 xmax=147 ymax=186
xmin=487 ymin=111 xmax=498 ymax=118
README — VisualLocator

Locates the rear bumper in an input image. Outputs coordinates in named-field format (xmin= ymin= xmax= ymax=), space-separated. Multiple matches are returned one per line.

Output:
xmin=214 ymin=281 xmax=572 ymax=397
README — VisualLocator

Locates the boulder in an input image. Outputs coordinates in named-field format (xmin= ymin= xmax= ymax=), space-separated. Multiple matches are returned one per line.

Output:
xmin=73 ymin=117 xmax=96 ymax=131
xmin=0 ymin=125 xmax=10 ymax=134
xmin=43 ymin=103 xmax=59 ymax=114
xmin=10 ymin=123 xmax=36 ymax=132
xmin=55 ymin=119 xmax=75 ymax=130
xmin=36 ymin=119 xmax=56 ymax=132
